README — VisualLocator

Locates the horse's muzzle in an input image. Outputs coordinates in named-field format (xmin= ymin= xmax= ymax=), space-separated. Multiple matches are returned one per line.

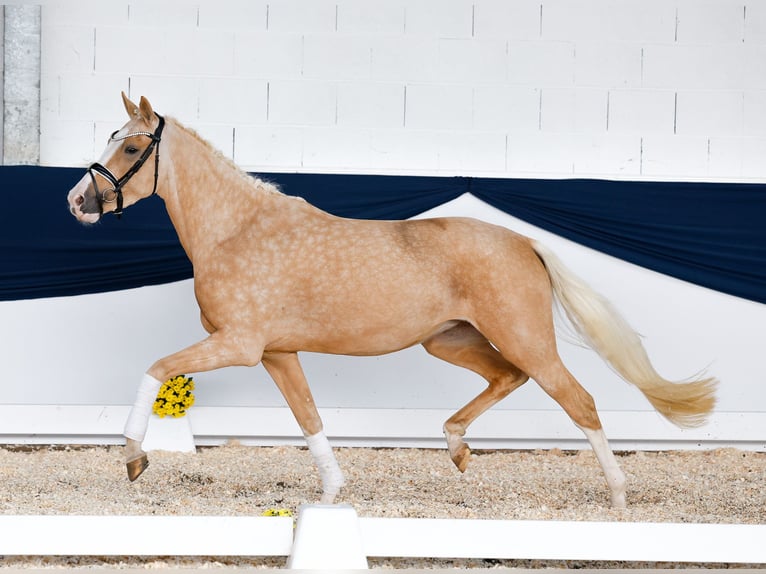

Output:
xmin=67 ymin=174 xmax=103 ymax=224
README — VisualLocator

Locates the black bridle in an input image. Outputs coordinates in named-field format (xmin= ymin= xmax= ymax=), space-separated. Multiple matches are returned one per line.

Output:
xmin=87 ymin=114 xmax=165 ymax=218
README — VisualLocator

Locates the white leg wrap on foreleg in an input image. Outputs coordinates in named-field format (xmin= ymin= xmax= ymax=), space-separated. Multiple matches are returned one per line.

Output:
xmin=124 ymin=373 xmax=163 ymax=442
xmin=305 ymin=430 xmax=345 ymax=503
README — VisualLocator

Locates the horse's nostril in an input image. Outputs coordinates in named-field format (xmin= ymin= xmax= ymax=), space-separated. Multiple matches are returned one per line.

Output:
xmin=75 ymin=194 xmax=84 ymax=206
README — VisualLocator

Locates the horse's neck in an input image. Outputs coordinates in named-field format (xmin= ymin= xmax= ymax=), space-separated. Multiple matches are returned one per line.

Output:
xmin=159 ymin=122 xmax=265 ymax=262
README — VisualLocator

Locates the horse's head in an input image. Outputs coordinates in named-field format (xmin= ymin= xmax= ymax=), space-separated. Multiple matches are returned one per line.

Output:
xmin=67 ymin=92 xmax=164 ymax=223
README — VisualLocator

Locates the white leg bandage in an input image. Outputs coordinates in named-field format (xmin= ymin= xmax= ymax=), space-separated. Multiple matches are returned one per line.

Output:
xmin=124 ymin=373 xmax=163 ymax=442
xmin=305 ymin=431 xmax=345 ymax=502
xmin=579 ymin=425 xmax=627 ymax=508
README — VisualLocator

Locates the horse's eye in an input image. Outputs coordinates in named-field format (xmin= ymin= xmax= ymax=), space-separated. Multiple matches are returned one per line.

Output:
xmin=125 ymin=145 xmax=139 ymax=154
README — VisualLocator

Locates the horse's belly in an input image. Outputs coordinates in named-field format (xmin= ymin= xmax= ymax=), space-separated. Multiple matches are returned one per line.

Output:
xmin=266 ymin=318 xmax=463 ymax=356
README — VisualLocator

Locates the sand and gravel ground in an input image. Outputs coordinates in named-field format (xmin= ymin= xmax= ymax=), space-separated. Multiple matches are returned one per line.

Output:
xmin=1 ymin=443 xmax=764 ymax=569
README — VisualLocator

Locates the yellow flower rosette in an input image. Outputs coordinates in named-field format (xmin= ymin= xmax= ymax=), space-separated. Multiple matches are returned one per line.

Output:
xmin=153 ymin=375 xmax=195 ymax=418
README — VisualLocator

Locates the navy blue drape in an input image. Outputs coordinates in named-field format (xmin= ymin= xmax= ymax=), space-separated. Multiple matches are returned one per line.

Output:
xmin=1 ymin=166 xmax=764 ymax=304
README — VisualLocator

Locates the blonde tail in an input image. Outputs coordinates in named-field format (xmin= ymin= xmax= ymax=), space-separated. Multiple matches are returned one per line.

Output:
xmin=531 ymin=240 xmax=717 ymax=428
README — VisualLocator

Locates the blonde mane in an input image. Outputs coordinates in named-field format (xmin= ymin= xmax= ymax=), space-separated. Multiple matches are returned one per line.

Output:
xmin=167 ymin=116 xmax=287 ymax=199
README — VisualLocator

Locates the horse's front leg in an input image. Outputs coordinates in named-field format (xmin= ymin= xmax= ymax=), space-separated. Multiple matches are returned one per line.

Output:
xmin=262 ymin=351 xmax=345 ymax=504
xmin=124 ymin=331 xmax=263 ymax=481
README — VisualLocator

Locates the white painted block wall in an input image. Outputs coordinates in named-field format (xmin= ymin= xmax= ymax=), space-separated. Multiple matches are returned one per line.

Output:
xmin=39 ymin=0 xmax=766 ymax=180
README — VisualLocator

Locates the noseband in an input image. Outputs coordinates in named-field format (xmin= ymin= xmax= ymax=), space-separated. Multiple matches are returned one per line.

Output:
xmin=87 ymin=114 xmax=165 ymax=218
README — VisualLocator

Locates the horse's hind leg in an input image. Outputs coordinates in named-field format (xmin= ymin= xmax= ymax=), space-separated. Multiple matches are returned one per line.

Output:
xmin=480 ymin=315 xmax=627 ymax=507
xmin=262 ymin=351 xmax=344 ymax=504
xmin=423 ymin=322 xmax=529 ymax=473
xmin=532 ymin=361 xmax=627 ymax=508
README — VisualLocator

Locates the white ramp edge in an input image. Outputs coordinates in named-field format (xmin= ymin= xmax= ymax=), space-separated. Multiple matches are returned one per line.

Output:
xmin=142 ymin=414 xmax=196 ymax=453
xmin=0 ymin=515 xmax=294 ymax=556
xmin=288 ymin=504 xmax=369 ymax=569
xmin=0 ymin=513 xmax=765 ymax=565
xmin=359 ymin=518 xmax=766 ymax=564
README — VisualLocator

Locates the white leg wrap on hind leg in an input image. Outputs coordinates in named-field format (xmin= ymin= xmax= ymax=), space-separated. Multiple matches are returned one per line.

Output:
xmin=305 ymin=430 xmax=345 ymax=502
xmin=579 ymin=425 xmax=627 ymax=508
xmin=124 ymin=373 xmax=163 ymax=442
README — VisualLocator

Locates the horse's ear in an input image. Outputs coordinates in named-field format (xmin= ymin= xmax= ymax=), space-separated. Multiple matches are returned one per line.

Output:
xmin=121 ymin=91 xmax=139 ymax=118
xmin=138 ymin=96 xmax=155 ymax=124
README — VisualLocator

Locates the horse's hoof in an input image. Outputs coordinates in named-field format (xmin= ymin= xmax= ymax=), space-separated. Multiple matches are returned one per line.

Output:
xmin=126 ymin=454 xmax=149 ymax=482
xmin=610 ymin=493 xmax=627 ymax=509
xmin=451 ymin=444 xmax=471 ymax=473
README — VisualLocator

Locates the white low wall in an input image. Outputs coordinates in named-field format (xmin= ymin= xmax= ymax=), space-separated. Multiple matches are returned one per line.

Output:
xmin=2 ymin=195 xmax=763 ymax=449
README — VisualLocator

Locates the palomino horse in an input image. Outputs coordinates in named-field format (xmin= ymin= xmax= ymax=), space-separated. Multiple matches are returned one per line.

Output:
xmin=67 ymin=94 xmax=717 ymax=508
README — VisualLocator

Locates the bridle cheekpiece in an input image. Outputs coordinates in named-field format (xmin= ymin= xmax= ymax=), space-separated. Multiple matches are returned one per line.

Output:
xmin=87 ymin=113 xmax=165 ymax=218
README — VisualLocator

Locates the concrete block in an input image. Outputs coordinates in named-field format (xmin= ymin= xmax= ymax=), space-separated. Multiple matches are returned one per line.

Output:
xmin=97 ymin=26 xmax=234 ymax=77
xmin=405 ymin=0 xmax=473 ymax=38
xmin=571 ymin=134 xmax=642 ymax=177
xmin=436 ymin=131 xmax=507 ymax=173
xmin=641 ymin=135 xmax=709 ymax=177
xmin=607 ymin=90 xmax=675 ymax=135
xmin=268 ymin=80 xmax=337 ymax=126
xmin=507 ymin=132 xmax=574 ymax=174
xmin=170 ymin=29 xmax=236 ymax=76
xmin=540 ymin=88 xmax=607 ymax=133
xmin=41 ymin=1 xmax=128 ymax=26
xmin=128 ymin=76 xmax=199 ymax=120
xmin=508 ymin=41 xmax=574 ymax=87
xmin=198 ymin=1 xmax=267 ymax=29
xmin=59 ymin=74 xmax=129 ymax=121
xmin=371 ymin=36 xmax=439 ymax=82
xmin=707 ymin=137 xmax=743 ymax=179
xmin=302 ymin=128 xmax=372 ymax=170
xmin=744 ymin=91 xmax=766 ymax=135
xmin=267 ymin=0 xmax=337 ymax=33
xmin=541 ymin=0 xmax=599 ymax=42
xmin=198 ymin=78 xmax=268 ymax=124
xmin=234 ymin=32 xmax=303 ymax=79
xmin=542 ymin=0 xmax=676 ymax=43
xmin=4 ymin=3 xmax=41 ymax=164
xmin=369 ymin=129 xmax=439 ymax=170
xmin=234 ymin=125 xmax=303 ymax=169
xmin=575 ymin=44 xmax=642 ymax=89
xmin=744 ymin=3 xmax=766 ymax=43
xmin=738 ymin=137 xmax=766 ymax=178
xmin=437 ymin=38 xmax=507 ymax=83
xmin=40 ymin=75 xmax=59 ymax=118
xmin=675 ymin=91 xmax=743 ymax=137
xmin=744 ymin=45 xmax=766 ymax=89
xmin=127 ymin=1 xmax=199 ymax=27
xmin=405 ymin=84 xmax=473 ymax=130
xmin=676 ymin=0 xmax=745 ymax=44
xmin=303 ymin=35 xmax=372 ymax=80
xmin=337 ymin=0 xmax=406 ymax=35
xmin=473 ymin=0 xmax=541 ymax=40
xmin=642 ymin=45 xmax=745 ymax=90
xmin=473 ymin=86 xmax=540 ymax=132
xmin=39 ymin=119 xmax=95 ymax=166
xmin=337 ymin=82 xmax=405 ymax=128
xmin=95 ymin=26 xmax=156 ymax=74
xmin=41 ymin=25 xmax=95 ymax=74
